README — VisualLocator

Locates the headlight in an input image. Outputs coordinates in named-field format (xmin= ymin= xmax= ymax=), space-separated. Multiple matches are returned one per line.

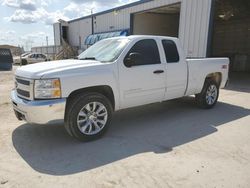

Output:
xmin=34 ymin=78 xmax=61 ymax=99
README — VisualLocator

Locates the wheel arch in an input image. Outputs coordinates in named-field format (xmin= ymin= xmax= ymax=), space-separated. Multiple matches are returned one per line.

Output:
xmin=66 ymin=85 xmax=115 ymax=111
xmin=205 ymin=72 xmax=222 ymax=87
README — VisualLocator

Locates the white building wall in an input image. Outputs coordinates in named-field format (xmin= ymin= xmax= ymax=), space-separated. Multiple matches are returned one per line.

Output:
xmin=68 ymin=18 xmax=92 ymax=50
xmin=53 ymin=23 xmax=61 ymax=46
xmin=31 ymin=45 xmax=63 ymax=59
xmin=67 ymin=0 xmax=212 ymax=57
xmin=179 ymin=0 xmax=212 ymax=57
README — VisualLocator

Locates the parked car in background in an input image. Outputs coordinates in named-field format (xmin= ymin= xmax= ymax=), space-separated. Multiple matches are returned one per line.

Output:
xmin=13 ymin=53 xmax=47 ymax=65
xmin=13 ymin=52 xmax=31 ymax=64
xmin=0 ymin=48 xmax=13 ymax=70
xmin=22 ymin=53 xmax=48 ymax=64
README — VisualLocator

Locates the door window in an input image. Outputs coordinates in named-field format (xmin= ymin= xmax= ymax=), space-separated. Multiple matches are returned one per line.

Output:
xmin=125 ymin=39 xmax=161 ymax=66
xmin=41 ymin=54 xmax=46 ymax=59
xmin=37 ymin=54 xmax=45 ymax=59
xmin=29 ymin=54 xmax=35 ymax=58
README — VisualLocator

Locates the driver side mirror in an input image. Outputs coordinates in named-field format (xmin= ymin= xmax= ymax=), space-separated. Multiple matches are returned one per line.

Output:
xmin=124 ymin=52 xmax=141 ymax=68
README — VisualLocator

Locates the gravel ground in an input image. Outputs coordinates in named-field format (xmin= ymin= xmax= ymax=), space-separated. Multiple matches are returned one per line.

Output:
xmin=0 ymin=67 xmax=250 ymax=188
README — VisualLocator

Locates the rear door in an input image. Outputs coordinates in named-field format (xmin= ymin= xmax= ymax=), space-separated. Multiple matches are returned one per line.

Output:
xmin=162 ymin=39 xmax=187 ymax=99
xmin=119 ymin=39 xmax=166 ymax=108
xmin=37 ymin=54 xmax=46 ymax=62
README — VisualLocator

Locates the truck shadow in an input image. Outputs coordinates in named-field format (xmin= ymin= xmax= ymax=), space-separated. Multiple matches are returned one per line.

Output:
xmin=12 ymin=97 xmax=250 ymax=175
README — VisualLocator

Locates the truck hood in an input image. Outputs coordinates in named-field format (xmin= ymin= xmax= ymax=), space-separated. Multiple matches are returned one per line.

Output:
xmin=15 ymin=59 xmax=104 ymax=79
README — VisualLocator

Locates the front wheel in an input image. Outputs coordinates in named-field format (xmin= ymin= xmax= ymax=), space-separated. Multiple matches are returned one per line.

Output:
xmin=195 ymin=79 xmax=219 ymax=109
xmin=65 ymin=92 xmax=113 ymax=141
xmin=21 ymin=59 xmax=28 ymax=65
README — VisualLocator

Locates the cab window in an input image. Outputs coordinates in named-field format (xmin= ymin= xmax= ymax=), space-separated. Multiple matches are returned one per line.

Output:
xmin=162 ymin=40 xmax=180 ymax=63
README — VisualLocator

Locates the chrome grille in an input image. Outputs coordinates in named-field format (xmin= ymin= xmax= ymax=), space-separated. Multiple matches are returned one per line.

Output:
xmin=15 ymin=76 xmax=33 ymax=100
xmin=16 ymin=89 xmax=30 ymax=98
xmin=16 ymin=77 xmax=30 ymax=85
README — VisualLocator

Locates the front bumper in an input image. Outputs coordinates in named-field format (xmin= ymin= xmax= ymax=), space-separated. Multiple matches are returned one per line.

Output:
xmin=11 ymin=90 xmax=66 ymax=124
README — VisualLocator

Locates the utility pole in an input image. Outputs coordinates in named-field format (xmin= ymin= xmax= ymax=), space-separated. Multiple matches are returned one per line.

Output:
xmin=91 ymin=8 xmax=94 ymax=34
xmin=25 ymin=41 xmax=28 ymax=52
xmin=46 ymin=36 xmax=49 ymax=57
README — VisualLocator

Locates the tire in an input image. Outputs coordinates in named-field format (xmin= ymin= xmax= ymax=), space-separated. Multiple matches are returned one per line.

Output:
xmin=64 ymin=92 xmax=113 ymax=141
xmin=195 ymin=79 xmax=219 ymax=109
xmin=21 ymin=59 xmax=28 ymax=65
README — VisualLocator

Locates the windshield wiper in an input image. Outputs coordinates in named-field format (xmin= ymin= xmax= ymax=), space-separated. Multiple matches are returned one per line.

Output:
xmin=79 ymin=57 xmax=96 ymax=60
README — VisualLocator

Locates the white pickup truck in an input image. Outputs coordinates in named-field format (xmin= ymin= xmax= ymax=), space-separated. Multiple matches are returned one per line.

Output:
xmin=11 ymin=35 xmax=229 ymax=141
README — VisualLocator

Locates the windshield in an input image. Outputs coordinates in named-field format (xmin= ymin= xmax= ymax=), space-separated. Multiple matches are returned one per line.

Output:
xmin=21 ymin=53 xmax=30 ymax=57
xmin=78 ymin=38 xmax=130 ymax=62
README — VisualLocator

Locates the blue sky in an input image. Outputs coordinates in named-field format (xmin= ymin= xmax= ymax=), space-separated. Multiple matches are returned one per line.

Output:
xmin=0 ymin=0 xmax=138 ymax=50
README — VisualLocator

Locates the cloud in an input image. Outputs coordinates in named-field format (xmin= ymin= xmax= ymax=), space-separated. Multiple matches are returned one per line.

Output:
xmin=1 ymin=0 xmax=19 ymax=8
xmin=19 ymin=31 xmax=46 ymax=41
xmin=6 ymin=7 xmax=69 ymax=25
xmin=0 ymin=29 xmax=54 ymax=49
xmin=19 ymin=0 xmax=36 ymax=11
xmin=63 ymin=2 xmax=95 ymax=17
xmin=1 ymin=0 xmax=138 ymax=49
xmin=18 ymin=31 xmax=54 ymax=49
xmin=2 ymin=0 xmax=68 ymax=25
xmin=7 ymin=9 xmax=38 ymax=23
xmin=40 ymin=0 xmax=52 ymax=6
xmin=43 ymin=9 xmax=69 ymax=25
xmin=64 ymin=0 xmax=139 ymax=18
xmin=0 ymin=30 xmax=17 ymax=43
xmin=5 ymin=30 xmax=16 ymax=35
xmin=2 ymin=0 xmax=37 ymax=10
xmin=70 ymin=0 xmax=136 ymax=6
xmin=3 ymin=0 xmax=138 ymax=25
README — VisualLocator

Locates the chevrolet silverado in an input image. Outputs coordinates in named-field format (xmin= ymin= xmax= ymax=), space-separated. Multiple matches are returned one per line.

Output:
xmin=11 ymin=35 xmax=229 ymax=141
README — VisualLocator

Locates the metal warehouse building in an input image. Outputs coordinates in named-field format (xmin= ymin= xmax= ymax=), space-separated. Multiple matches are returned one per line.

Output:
xmin=53 ymin=0 xmax=250 ymax=72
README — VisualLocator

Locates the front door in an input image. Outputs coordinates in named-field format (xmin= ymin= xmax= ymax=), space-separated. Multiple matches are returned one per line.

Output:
xmin=119 ymin=39 xmax=166 ymax=109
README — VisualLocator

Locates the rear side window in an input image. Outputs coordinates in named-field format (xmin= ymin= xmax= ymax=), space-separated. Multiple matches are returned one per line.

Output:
xmin=38 ymin=54 xmax=45 ymax=58
xmin=162 ymin=40 xmax=179 ymax=63
xmin=125 ymin=39 xmax=161 ymax=66
xmin=0 ymin=49 xmax=11 ymax=56
xmin=0 ymin=49 xmax=13 ymax=69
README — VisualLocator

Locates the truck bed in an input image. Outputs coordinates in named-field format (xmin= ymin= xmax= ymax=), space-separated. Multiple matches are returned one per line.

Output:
xmin=185 ymin=58 xmax=229 ymax=96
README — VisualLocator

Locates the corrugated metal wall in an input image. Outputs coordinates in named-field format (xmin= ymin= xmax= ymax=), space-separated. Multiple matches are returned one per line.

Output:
xmin=67 ymin=0 xmax=212 ymax=57
xmin=179 ymin=0 xmax=212 ymax=58
xmin=68 ymin=18 xmax=92 ymax=49
xmin=53 ymin=23 xmax=61 ymax=46
xmin=31 ymin=46 xmax=63 ymax=59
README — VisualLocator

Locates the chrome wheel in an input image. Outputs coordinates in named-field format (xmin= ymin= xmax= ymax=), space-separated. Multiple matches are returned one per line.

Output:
xmin=206 ymin=84 xmax=218 ymax=105
xmin=77 ymin=102 xmax=108 ymax=135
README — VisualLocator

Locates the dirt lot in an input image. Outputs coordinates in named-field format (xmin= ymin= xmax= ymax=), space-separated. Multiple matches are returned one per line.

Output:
xmin=0 ymin=67 xmax=250 ymax=188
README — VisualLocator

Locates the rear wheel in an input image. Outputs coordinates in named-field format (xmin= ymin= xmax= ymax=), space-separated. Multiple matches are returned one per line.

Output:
xmin=195 ymin=79 xmax=219 ymax=109
xmin=65 ymin=92 xmax=113 ymax=141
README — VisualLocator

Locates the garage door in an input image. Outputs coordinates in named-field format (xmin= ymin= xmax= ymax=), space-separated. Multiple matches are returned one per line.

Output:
xmin=210 ymin=0 xmax=250 ymax=72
